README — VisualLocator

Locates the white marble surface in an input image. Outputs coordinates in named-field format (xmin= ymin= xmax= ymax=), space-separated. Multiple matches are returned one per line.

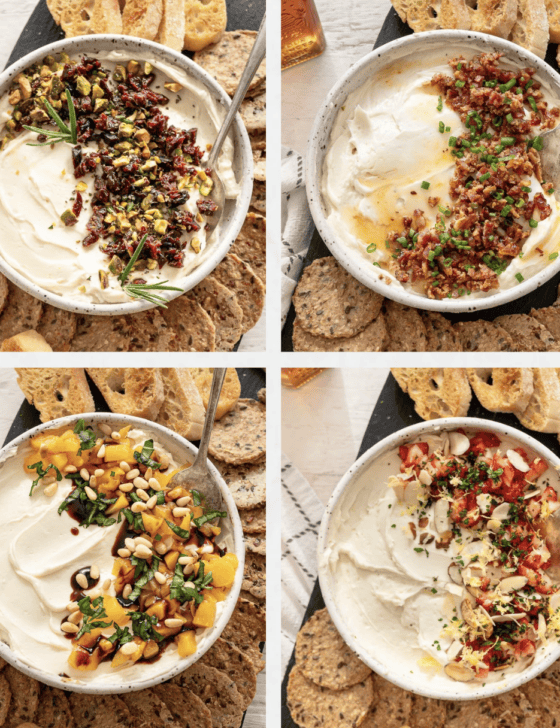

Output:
xmin=282 ymin=0 xmax=393 ymax=155
xmin=0 ymin=0 xmax=37 ymax=70
xmin=282 ymin=368 xmax=390 ymax=504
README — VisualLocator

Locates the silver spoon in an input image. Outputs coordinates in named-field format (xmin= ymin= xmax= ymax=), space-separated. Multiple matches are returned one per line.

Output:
xmin=167 ymin=368 xmax=226 ymax=512
xmin=538 ymin=125 xmax=560 ymax=190
xmin=205 ymin=13 xmax=266 ymax=233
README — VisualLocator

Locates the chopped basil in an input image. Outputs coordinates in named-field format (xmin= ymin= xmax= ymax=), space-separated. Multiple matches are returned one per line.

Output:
xmin=170 ymin=562 xmax=204 ymax=604
xmin=28 ymin=461 xmax=63 ymax=496
xmin=73 ymin=419 xmax=97 ymax=454
xmin=127 ymin=610 xmax=164 ymax=642
xmin=165 ymin=519 xmax=190 ymax=539
xmin=193 ymin=510 xmax=227 ymax=529
xmin=76 ymin=596 xmax=111 ymax=639
xmin=134 ymin=439 xmax=162 ymax=470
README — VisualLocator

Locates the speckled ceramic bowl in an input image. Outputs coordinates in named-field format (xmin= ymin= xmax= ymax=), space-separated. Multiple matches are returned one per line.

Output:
xmin=318 ymin=417 xmax=560 ymax=700
xmin=0 ymin=412 xmax=244 ymax=694
xmin=0 ymin=35 xmax=253 ymax=315
xmin=307 ymin=31 xmax=560 ymax=313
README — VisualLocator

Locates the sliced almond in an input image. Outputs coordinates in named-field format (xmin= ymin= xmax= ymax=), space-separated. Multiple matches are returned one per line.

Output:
xmin=445 ymin=662 xmax=475 ymax=682
xmin=550 ymin=592 xmax=560 ymax=613
xmin=506 ymin=449 xmax=530 ymax=472
xmin=448 ymin=563 xmax=463 ymax=584
xmin=490 ymin=502 xmax=511 ymax=521
xmin=434 ymin=498 xmax=450 ymax=533
xmin=499 ymin=576 xmax=528 ymax=593
xmin=447 ymin=641 xmax=464 ymax=660
xmin=419 ymin=469 xmax=432 ymax=486
xmin=449 ymin=432 xmax=470 ymax=456
xmin=461 ymin=599 xmax=478 ymax=629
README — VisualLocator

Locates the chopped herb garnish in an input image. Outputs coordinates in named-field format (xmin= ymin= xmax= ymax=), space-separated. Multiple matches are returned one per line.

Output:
xmin=27 ymin=461 xmax=63 ymax=496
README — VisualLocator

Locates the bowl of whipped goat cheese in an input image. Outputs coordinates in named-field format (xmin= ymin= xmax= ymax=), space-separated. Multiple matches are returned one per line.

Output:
xmin=308 ymin=31 xmax=560 ymax=313
xmin=0 ymin=35 xmax=253 ymax=315
xmin=318 ymin=418 xmax=560 ymax=700
xmin=0 ymin=412 xmax=244 ymax=693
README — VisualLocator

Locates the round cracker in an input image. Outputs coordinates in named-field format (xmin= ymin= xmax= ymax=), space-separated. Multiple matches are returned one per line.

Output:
xmin=288 ymin=665 xmax=374 ymax=728
xmin=37 ymin=304 xmax=77 ymax=352
xmin=0 ymin=673 xmax=11 ymax=727
xmin=410 ymin=695 xmax=446 ymax=728
xmin=245 ymin=532 xmax=266 ymax=555
xmin=358 ymin=675 xmax=412 ymax=728
xmin=162 ymin=296 xmax=216 ymax=352
xmin=209 ymin=399 xmax=265 ymax=464
xmin=230 ymin=213 xmax=266 ymax=285
xmin=190 ymin=367 xmax=240 ymax=419
xmin=240 ymin=92 xmax=266 ymax=133
xmin=250 ymin=181 xmax=266 ymax=215
xmin=155 ymin=683 xmax=212 ymax=728
xmin=0 ymin=274 xmax=9 ymax=316
xmin=293 ymin=257 xmax=383 ymax=339
xmin=70 ymin=315 xmax=132 ymax=352
xmin=214 ymin=459 xmax=266 ymax=509
xmin=174 ymin=661 xmax=244 ymax=728
xmin=240 ymin=505 xmax=266 ymax=533
xmin=296 ymin=608 xmax=371 ymax=690
xmin=242 ymin=552 xmax=266 ymax=601
xmin=191 ymin=277 xmax=243 ymax=352
xmin=222 ymin=597 xmax=266 ymax=645
xmin=384 ymin=300 xmax=428 ymax=351
xmin=200 ymin=638 xmax=257 ymax=711
xmin=0 ymin=281 xmax=43 ymax=343
xmin=127 ymin=309 xmax=175 ymax=352
xmin=211 ymin=254 xmax=265 ymax=333
xmin=193 ymin=31 xmax=266 ymax=97
xmin=293 ymin=313 xmax=388 ymax=351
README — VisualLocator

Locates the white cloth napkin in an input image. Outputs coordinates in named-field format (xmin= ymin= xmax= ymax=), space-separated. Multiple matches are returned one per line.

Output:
xmin=281 ymin=147 xmax=315 ymax=325
xmin=281 ymin=453 xmax=325 ymax=673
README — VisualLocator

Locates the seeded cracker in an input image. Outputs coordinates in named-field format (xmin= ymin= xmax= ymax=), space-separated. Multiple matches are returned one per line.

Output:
xmin=0 ymin=656 xmax=5 ymax=670
xmin=240 ymin=505 xmax=266 ymax=533
xmin=246 ymin=532 xmax=266 ymax=554
xmin=150 ymin=684 xmax=212 ymax=728
xmin=209 ymin=399 xmax=265 ymax=465
xmin=191 ymin=277 xmax=243 ymax=352
xmin=295 ymin=608 xmax=371 ymax=690
xmin=0 ymin=672 xmax=11 ymax=727
xmin=288 ymin=665 xmax=374 ymax=728
xmin=68 ymin=693 xmax=135 ymax=728
xmin=520 ymin=679 xmax=558 ymax=726
xmin=211 ymin=254 xmax=265 ymax=333
xmin=172 ymin=662 xmax=244 ymax=728
xmin=421 ymin=311 xmax=462 ymax=352
xmin=445 ymin=700 xmax=498 ymax=728
xmin=127 ymin=309 xmax=176 ymax=351
xmin=384 ymin=300 xmax=428 ymax=351
xmin=162 ymin=297 xmax=216 ymax=352
xmin=230 ymin=213 xmax=266 ymax=286
xmin=409 ymin=695 xmax=446 ymax=728
xmin=495 ymin=313 xmax=560 ymax=352
xmin=292 ymin=313 xmax=388 ymax=351
xmin=70 ymin=315 xmax=132 ymax=352
xmin=213 ymin=458 xmax=266 ymax=508
xmin=242 ymin=552 xmax=266 ymax=601
xmin=37 ymin=685 xmax=74 ymax=728
xmin=293 ymin=257 xmax=383 ymax=339
xmin=4 ymin=666 xmax=39 ymax=727
xmin=36 ymin=304 xmax=77 ymax=352
xmin=122 ymin=688 xmax=182 ymax=728
xmin=193 ymin=31 xmax=266 ymax=97
xmin=0 ymin=273 xmax=9 ymax=316
xmin=200 ymin=637 xmax=257 ymax=711
xmin=453 ymin=320 xmax=515 ymax=352
xmin=250 ymin=181 xmax=266 ymax=215
xmin=221 ymin=597 xmax=266 ymax=673
xmin=0 ymin=281 xmax=43 ymax=344
xmin=360 ymin=676 xmax=411 ymax=728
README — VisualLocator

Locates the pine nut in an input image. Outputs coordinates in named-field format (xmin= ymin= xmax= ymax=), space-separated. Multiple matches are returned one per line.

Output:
xmin=121 ymin=641 xmax=138 ymax=655
xmin=178 ymin=555 xmax=195 ymax=565
xmin=168 ymin=487 xmax=183 ymax=500
xmin=118 ymin=548 xmax=131 ymax=558
xmin=103 ymin=578 xmax=111 ymax=591
xmin=184 ymin=544 xmax=198 ymax=554
xmin=136 ymin=488 xmax=149 ymax=502
xmin=120 ymin=461 xmax=131 ymax=472
xmin=155 ymin=541 xmax=169 ymax=554
xmin=85 ymin=486 xmax=97 ymax=501
xmin=154 ymin=571 xmax=166 ymax=585
xmin=183 ymin=564 xmax=195 ymax=575
xmin=67 ymin=601 xmax=79 ymax=613
xmin=44 ymin=483 xmax=58 ymax=497
xmin=99 ymin=424 xmax=112 ymax=435
xmin=173 ymin=507 xmax=189 ymax=517
xmin=131 ymin=502 xmax=147 ymax=513
xmin=123 ymin=583 xmax=132 ymax=598
xmin=148 ymin=478 xmax=161 ymax=490
xmin=64 ymin=465 xmax=78 ymax=473
xmin=39 ymin=443 xmax=48 ymax=455
xmin=76 ymin=573 xmax=88 ymax=589
xmin=159 ymin=455 xmax=169 ymax=469
xmin=111 ymin=431 xmax=121 ymax=440
xmin=164 ymin=618 xmax=183 ymax=629
xmin=89 ymin=476 xmax=97 ymax=487
xmin=135 ymin=537 xmax=152 ymax=549
xmin=42 ymin=475 xmax=56 ymax=485
xmin=176 ymin=496 xmax=190 ymax=507
xmin=146 ymin=495 xmax=157 ymax=510
xmin=126 ymin=469 xmax=140 ymax=480
xmin=90 ymin=565 xmax=100 ymax=580
xmin=184 ymin=581 xmax=194 ymax=589
xmin=80 ymin=468 xmax=90 ymax=481
xmin=134 ymin=545 xmax=152 ymax=559
xmin=97 ymin=445 xmax=106 ymax=458
xmin=119 ymin=483 xmax=134 ymax=492
xmin=94 ymin=469 xmax=104 ymax=477
xmin=125 ymin=538 xmax=136 ymax=551
xmin=61 ymin=622 xmax=79 ymax=634
xmin=145 ymin=467 xmax=153 ymax=480
xmin=134 ymin=477 xmax=149 ymax=490
xmin=68 ymin=610 xmax=82 ymax=625
xmin=199 ymin=543 xmax=214 ymax=554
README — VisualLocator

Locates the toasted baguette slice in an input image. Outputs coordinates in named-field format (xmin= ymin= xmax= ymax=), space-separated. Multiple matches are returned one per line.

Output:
xmin=53 ymin=0 xmax=123 ymax=36
xmin=392 ymin=368 xmax=471 ymax=420
xmin=1 ymin=330 xmax=52 ymax=352
xmin=16 ymin=368 xmax=94 ymax=423
xmin=545 ymin=0 xmax=560 ymax=42
xmin=467 ymin=0 xmax=517 ymax=38
xmin=467 ymin=368 xmax=534 ymax=415
xmin=87 ymin=368 xmax=164 ymax=420
xmin=189 ymin=368 xmax=241 ymax=420
xmin=155 ymin=369 xmax=205 ymax=440
xmin=183 ymin=0 xmax=227 ymax=52
xmin=510 ymin=0 xmax=549 ymax=59
xmin=392 ymin=0 xmax=471 ymax=31
xmin=122 ymin=0 xmax=162 ymax=40
xmin=517 ymin=369 xmax=560 ymax=432
xmin=156 ymin=0 xmax=185 ymax=51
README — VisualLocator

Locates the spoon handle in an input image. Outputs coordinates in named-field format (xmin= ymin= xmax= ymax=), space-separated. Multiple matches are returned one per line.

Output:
xmin=207 ymin=13 xmax=266 ymax=169
xmin=193 ymin=368 xmax=227 ymax=468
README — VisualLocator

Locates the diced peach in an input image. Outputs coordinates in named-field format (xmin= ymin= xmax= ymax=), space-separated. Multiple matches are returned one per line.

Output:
xmin=222 ymin=552 xmax=239 ymax=570
xmin=193 ymin=600 xmax=216 ymax=628
xmin=104 ymin=442 xmax=135 ymax=463
xmin=119 ymin=425 xmax=131 ymax=439
xmin=23 ymin=451 xmax=49 ymax=475
xmin=50 ymin=453 xmax=68 ymax=470
xmin=146 ymin=600 xmax=166 ymax=621
xmin=204 ymin=556 xmax=236 ymax=588
xmin=210 ymin=587 xmax=228 ymax=602
xmin=104 ymin=596 xmax=129 ymax=626
xmin=67 ymin=453 xmax=85 ymax=468
xmin=192 ymin=505 xmax=203 ymax=519
xmin=68 ymin=645 xmax=101 ymax=671
xmin=164 ymin=551 xmax=179 ymax=571
xmin=106 ymin=494 xmax=129 ymax=515
xmin=176 ymin=630 xmax=197 ymax=657
xmin=180 ymin=513 xmax=191 ymax=532
xmin=142 ymin=513 xmax=163 ymax=536
xmin=49 ymin=433 xmax=81 ymax=454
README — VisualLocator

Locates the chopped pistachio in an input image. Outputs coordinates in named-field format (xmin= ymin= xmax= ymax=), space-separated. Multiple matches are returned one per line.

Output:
xmin=113 ymin=155 xmax=130 ymax=168
xmin=94 ymin=98 xmax=109 ymax=113
xmin=126 ymin=111 xmax=137 ymax=123
xmin=50 ymin=99 xmax=62 ymax=110
xmin=18 ymin=76 xmax=32 ymax=100
xmin=156 ymin=193 xmax=165 ymax=203
xmin=118 ymin=122 xmax=134 ymax=138
xmin=134 ymin=128 xmax=150 ymax=144
xmin=51 ymin=76 xmax=63 ymax=97
xmin=140 ymin=146 xmax=151 ymax=159
xmin=60 ymin=209 xmax=77 ymax=226
xmin=195 ymin=212 xmax=203 ymax=223
xmin=76 ymin=75 xmax=91 ymax=97
xmin=140 ymin=159 xmax=156 ymax=172
xmin=116 ymin=213 xmax=131 ymax=229
xmin=133 ymin=177 xmax=149 ymax=187
xmin=113 ymin=65 xmax=127 ymax=82
xmin=164 ymin=82 xmax=182 ymax=93
xmin=40 ymin=65 xmax=52 ymax=78
xmin=199 ymin=179 xmax=214 ymax=196
xmin=108 ymin=255 xmax=125 ymax=275
xmin=143 ymin=62 xmax=154 ymax=75
xmin=13 ymin=111 xmax=21 ymax=121
xmin=127 ymin=60 xmax=140 ymax=75
xmin=147 ymin=259 xmax=158 ymax=269
xmin=29 ymin=107 xmax=49 ymax=123
xmin=105 ymin=212 xmax=116 ymax=224
xmin=197 ymin=169 xmax=208 ymax=181
xmin=5 ymin=119 xmax=16 ymax=131
xmin=60 ymin=52 xmax=70 ymax=63
xmin=190 ymin=237 xmax=201 ymax=253
xmin=92 ymin=84 xmax=104 ymax=100
xmin=154 ymin=219 xmax=168 ymax=235
xmin=99 ymin=270 xmax=109 ymax=289
xmin=44 ymin=55 xmax=56 ymax=67
xmin=141 ymin=195 xmax=153 ymax=211
xmin=76 ymin=181 xmax=88 ymax=193
xmin=177 ymin=177 xmax=188 ymax=190
xmin=114 ymin=141 xmax=133 ymax=152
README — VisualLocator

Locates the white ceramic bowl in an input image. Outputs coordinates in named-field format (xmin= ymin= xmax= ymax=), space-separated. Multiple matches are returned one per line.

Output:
xmin=307 ymin=31 xmax=560 ymax=313
xmin=0 ymin=35 xmax=253 ymax=315
xmin=0 ymin=412 xmax=245 ymax=694
xmin=317 ymin=417 xmax=560 ymax=700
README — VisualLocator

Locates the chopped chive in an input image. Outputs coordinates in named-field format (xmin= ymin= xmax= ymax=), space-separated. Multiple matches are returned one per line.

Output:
xmin=500 ymin=78 xmax=516 ymax=92
xmin=485 ymin=80 xmax=497 ymax=88
xmin=550 ymin=252 xmax=559 ymax=260
xmin=457 ymin=62 xmax=462 ymax=70
xmin=506 ymin=113 xmax=514 ymax=124
xmin=479 ymin=172 xmax=490 ymax=182
xmin=448 ymin=136 xmax=457 ymax=147
xmin=529 ymin=218 xmax=538 ymax=228
xmin=501 ymin=205 xmax=512 ymax=217
xmin=501 ymin=137 xmax=515 ymax=146
xmin=439 ymin=121 xmax=445 ymax=133
xmin=445 ymin=126 xmax=451 ymax=132
xmin=366 ymin=242 xmax=377 ymax=253
xmin=515 ymin=199 xmax=525 ymax=208
xmin=522 ymin=186 xmax=531 ymax=193
xmin=437 ymin=95 xmax=443 ymax=112
xmin=421 ymin=181 xmax=430 ymax=190
xmin=455 ymin=80 xmax=465 ymax=88
xmin=528 ymin=96 xmax=538 ymax=113
xmin=515 ymin=272 xmax=524 ymax=283
xmin=532 ymin=136 xmax=544 ymax=151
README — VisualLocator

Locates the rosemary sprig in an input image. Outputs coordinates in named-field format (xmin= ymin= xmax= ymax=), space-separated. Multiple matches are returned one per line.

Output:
xmin=119 ymin=234 xmax=182 ymax=307
xmin=23 ymin=89 xmax=78 ymax=146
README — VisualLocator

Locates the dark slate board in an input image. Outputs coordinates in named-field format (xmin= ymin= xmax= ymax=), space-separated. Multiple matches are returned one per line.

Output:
xmin=5 ymin=0 xmax=265 ymax=70
xmin=3 ymin=367 xmax=265 ymax=447
xmin=281 ymin=370 xmax=560 ymax=725
xmin=281 ymin=7 xmax=560 ymax=351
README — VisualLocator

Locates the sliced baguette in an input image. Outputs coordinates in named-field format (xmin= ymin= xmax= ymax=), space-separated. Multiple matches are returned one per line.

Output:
xmin=392 ymin=368 xmax=472 ymax=420
xmin=156 ymin=0 xmax=185 ymax=51
xmin=517 ymin=369 xmax=560 ymax=432
xmin=467 ymin=0 xmax=517 ymax=38
xmin=189 ymin=368 xmax=241 ymax=420
xmin=16 ymin=368 xmax=94 ymax=423
xmin=392 ymin=0 xmax=471 ymax=31
xmin=122 ymin=0 xmax=162 ymax=40
xmin=183 ymin=0 xmax=227 ymax=52
xmin=545 ymin=0 xmax=560 ymax=43
xmin=87 ymin=368 xmax=164 ymax=420
xmin=54 ymin=0 xmax=123 ymax=36
xmin=510 ymin=0 xmax=549 ymax=59
xmin=467 ymin=368 xmax=534 ymax=415
xmin=155 ymin=369 xmax=205 ymax=440
xmin=1 ymin=330 xmax=52 ymax=352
